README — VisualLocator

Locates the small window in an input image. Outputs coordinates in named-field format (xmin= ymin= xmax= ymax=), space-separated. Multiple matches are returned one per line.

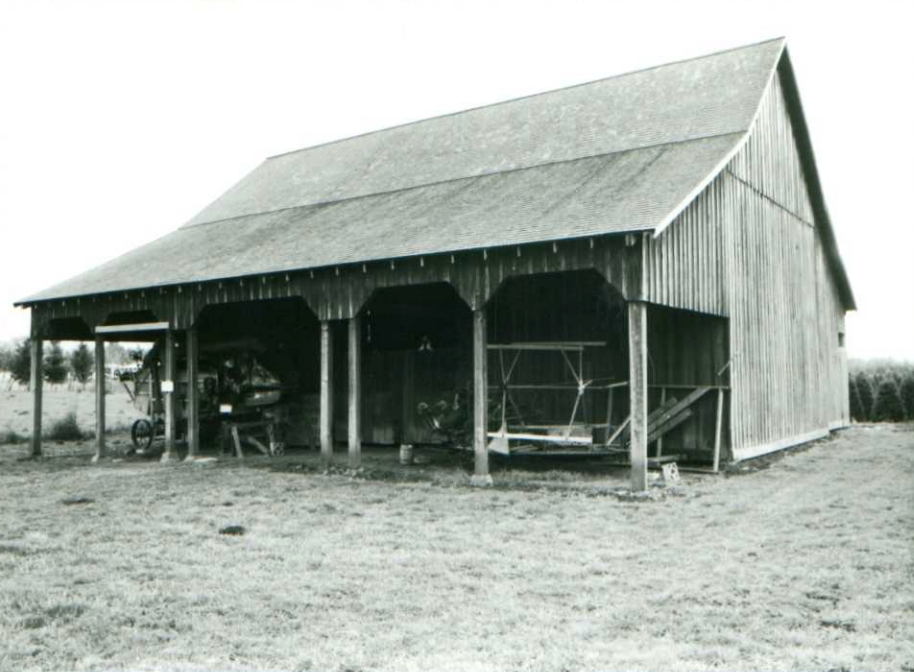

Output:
xmin=838 ymin=332 xmax=846 ymax=348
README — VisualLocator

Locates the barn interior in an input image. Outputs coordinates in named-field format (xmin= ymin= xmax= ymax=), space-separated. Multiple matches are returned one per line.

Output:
xmin=39 ymin=268 xmax=730 ymax=468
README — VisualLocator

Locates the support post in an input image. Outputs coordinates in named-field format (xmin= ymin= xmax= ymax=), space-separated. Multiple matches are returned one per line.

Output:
xmin=185 ymin=326 xmax=200 ymax=460
xmin=160 ymin=329 xmax=178 ymax=462
xmin=628 ymin=301 xmax=648 ymax=492
xmin=29 ymin=338 xmax=43 ymax=457
xmin=93 ymin=336 xmax=105 ymax=462
xmin=347 ymin=315 xmax=361 ymax=469
xmin=712 ymin=388 xmax=725 ymax=472
xmin=319 ymin=320 xmax=334 ymax=468
xmin=471 ymin=307 xmax=491 ymax=485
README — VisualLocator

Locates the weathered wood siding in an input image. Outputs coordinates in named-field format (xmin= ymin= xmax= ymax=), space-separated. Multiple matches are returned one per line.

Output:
xmin=643 ymin=178 xmax=729 ymax=316
xmin=723 ymin=70 xmax=849 ymax=459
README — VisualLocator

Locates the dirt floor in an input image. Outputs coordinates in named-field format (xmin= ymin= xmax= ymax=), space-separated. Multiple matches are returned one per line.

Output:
xmin=0 ymin=422 xmax=912 ymax=671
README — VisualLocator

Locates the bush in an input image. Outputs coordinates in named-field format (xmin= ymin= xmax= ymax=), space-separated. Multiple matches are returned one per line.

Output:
xmin=855 ymin=372 xmax=874 ymax=421
xmin=44 ymin=342 xmax=68 ymax=385
xmin=901 ymin=375 xmax=914 ymax=421
xmin=70 ymin=344 xmax=94 ymax=385
xmin=47 ymin=413 xmax=89 ymax=442
xmin=10 ymin=339 xmax=31 ymax=387
xmin=848 ymin=376 xmax=864 ymax=422
xmin=0 ymin=429 xmax=27 ymax=445
xmin=871 ymin=380 xmax=905 ymax=423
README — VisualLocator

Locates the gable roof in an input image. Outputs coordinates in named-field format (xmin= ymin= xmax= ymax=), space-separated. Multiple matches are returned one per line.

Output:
xmin=20 ymin=37 xmax=850 ymax=309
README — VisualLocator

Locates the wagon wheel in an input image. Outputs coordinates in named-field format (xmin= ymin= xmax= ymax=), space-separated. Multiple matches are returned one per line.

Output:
xmin=131 ymin=418 xmax=155 ymax=452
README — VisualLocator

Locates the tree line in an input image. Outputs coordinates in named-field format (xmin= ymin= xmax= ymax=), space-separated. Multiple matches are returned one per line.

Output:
xmin=849 ymin=360 xmax=914 ymax=423
xmin=0 ymin=339 xmax=144 ymax=388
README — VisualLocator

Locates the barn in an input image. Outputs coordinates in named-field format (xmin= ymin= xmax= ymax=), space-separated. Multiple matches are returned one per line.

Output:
xmin=15 ymin=37 xmax=854 ymax=490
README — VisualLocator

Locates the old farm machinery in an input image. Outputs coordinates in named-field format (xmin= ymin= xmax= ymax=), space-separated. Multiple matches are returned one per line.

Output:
xmin=124 ymin=338 xmax=291 ymax=458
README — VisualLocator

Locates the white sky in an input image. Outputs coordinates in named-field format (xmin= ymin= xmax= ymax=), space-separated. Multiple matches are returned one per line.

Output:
xmin=1 ymin=0 xmax=911 ymax=360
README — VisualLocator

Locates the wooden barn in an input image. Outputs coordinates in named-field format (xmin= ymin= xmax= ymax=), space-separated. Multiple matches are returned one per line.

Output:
xmin=15 ymin=38 xmax=854 ymax=490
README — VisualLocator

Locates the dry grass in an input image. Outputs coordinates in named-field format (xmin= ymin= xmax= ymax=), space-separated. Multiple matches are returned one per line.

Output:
xmin=1 ymin=425 xmax=912 ymax=671
xmin=0 ymin=376 xmax=139 ymax=444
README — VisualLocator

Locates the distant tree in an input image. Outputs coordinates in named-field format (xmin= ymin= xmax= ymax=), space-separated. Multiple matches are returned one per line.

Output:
xmin=872 ymin=379 xmax=905 ymax=422
xmin=70 ymin=343 xmax=94 ymax=386
xmin=10 ymin=339 xmax=32 ymax=387
xmin=848 ymin=375 xmax=863 ymax=422
xmin=127 ymin=347 xmax=146 ymax=364
xmin=855 ymin=372 xmax=874 ymax=422
xmin=901 ymin=374 xmax=914 ymax=421
xmin=43 ymin=342 xmax=68 ymax=385
xmin=0 ymin=344 xmax=12 ymax=371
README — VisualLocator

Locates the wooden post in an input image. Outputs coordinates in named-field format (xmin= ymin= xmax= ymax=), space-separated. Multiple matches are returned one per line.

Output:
xmin=628 ymin=301 xmax=648 ymax=492
xmin=93 ymin=336 xmax=106 ymax=462
xmin=160 ymin=329 xmax=178 ymax=462
xmin=347 ymin=315 xmax=361 ymax=469
xmin=656 ymin=386 xmax=666 ymax=458
xmin=185 ymin=326 xmax=199 ymax=460
xmin=319 ymin=320 xmax=334 ymax=468
xmin=712 ymin=388 xmax=725 ymax=472
xmin=471 ymin=307 xmax=491 ymax=485
xmin=29 ymin=338 xmax=43 ymax=457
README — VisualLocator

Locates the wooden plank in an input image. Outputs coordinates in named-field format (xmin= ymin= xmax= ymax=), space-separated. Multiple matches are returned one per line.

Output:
xmin=486 ymin=431 xmax=592 ymax=445
xmin=185 ymin=326 xmax=199 ymax=459
xmin=160 ymin=329 xmax=178 ymax=462
xmin=347 ymin=315 xmax=362 ymax=469
xmin=472 ymin=307 xmax=490 ymax=483
xmin=319 ymin=320 xmax=333 ymax=467
xmin=656 ymin=386 xmax=666 ymax=458
xmin=94 ymin=336 xmax=106 ymax=461
xmin=29 ymin=338 xmax=42 ymax=457
xmin=628 ymin=302 xmax=648 ymax=491
xmin=649 ymin=408 xmax=693 ymax=443
xmin=712 ymin=387 xmax=725 ymax=472
xmin=605 ymin=416 xmax=630 ymax=447
xmin=95 ymin=321 xmax=169 ymax=334
xmin=647 ymin=386 xmax=711 ymax=436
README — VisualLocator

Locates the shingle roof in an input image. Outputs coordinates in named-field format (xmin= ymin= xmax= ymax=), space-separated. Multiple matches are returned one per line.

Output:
xmin=21 ymin=38 xmax=808 ymax=304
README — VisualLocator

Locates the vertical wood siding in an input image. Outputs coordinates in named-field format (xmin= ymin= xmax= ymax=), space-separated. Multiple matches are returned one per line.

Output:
xmin=643 ymin=178 xmax=728 ymax=316
xmin=724 ymin=70 xmax=848 ymax=459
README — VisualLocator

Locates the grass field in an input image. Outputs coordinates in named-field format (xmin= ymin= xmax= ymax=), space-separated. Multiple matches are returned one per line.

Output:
xmin=0 ymin=375 xmax=139 ymax=441
xmin=1 ymin=412 xmax=912 ymax=670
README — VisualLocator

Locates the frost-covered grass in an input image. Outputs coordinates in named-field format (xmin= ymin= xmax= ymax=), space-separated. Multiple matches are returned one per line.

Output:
xmin=1 ymin=425 xmax=912 ymax=671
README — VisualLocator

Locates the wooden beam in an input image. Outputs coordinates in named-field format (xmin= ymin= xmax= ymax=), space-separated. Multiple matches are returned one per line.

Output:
xmin=160 ymin=329 xmax=178 ymax=462
xmin=656 ymin=387 xmax=666 ymax=458
xmin=93 ymin=336 xmax=105 ymax=462
xmin=185 ymin=326 xmax=199 ymax=460
xmin=472 ymin=307 xmax=491 ymax=485
xmin=319 ymin=320 xmax=333 ymax=468
xmin=95 ymin=321 xmax=169 ymax=335
xmin=29 ymin=338 xmax=42 ymax=458
xmin=712 ymin=388 xmax=725 ymax=472
xmin=628 ymin=301 xmax=648 ymax=492
xmin=347 ymin=315 xmax=361 ymax=469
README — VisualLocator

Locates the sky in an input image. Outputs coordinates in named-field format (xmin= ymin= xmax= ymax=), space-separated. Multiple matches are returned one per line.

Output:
xmin=0 ymin=0 xmax=911 ymax=360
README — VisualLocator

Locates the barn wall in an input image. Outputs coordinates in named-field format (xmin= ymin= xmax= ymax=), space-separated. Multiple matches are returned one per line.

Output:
xmin=723 ymin=70 xmax=849 ymax=460
xmin=643 ymin=177 xmax=729 ymax=316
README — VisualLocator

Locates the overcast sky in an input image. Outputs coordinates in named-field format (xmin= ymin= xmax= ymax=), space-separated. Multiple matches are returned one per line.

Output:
xmin=1 ymin=0 xmax=911 ymax=360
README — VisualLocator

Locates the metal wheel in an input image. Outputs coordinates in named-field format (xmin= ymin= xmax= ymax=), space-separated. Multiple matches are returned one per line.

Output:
xmin=131 ymin=418 xmax=155 ymax=452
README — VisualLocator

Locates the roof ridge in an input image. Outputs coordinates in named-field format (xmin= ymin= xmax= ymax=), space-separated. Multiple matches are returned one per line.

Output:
xmin=266 ymin=37 xmax=787 ymax=162
xmin=183 ymin=130 xmax=747 ymax=231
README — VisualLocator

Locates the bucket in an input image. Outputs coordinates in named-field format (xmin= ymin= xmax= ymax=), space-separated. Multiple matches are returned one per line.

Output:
xmin=399 ymin=444 xmax=414 ymax=465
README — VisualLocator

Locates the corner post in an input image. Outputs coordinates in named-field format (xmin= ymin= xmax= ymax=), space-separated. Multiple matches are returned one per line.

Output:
xmin=161 ymin=328 xmax=178 ymax=462
xmin=628 ymin=301 xmax=648 ymax=492
xmin=185 ymin=325 xmax=200 ymax=460
xmin=319 ymin=320 xmax=334 ymax=468
xmin=29 ymin=338 xmax=43 ymax=457
xmin=471 ymin=307 xmax=491 ymax=485
xmin=347 ymin=315 xmax=361 ymax=469
xmin=93 ymin=336 xmax=106 ymax=462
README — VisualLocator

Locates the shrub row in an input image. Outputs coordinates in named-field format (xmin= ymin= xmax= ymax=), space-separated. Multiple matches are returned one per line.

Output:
xmin=849 ymin=360 xmax=914 ymax=423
